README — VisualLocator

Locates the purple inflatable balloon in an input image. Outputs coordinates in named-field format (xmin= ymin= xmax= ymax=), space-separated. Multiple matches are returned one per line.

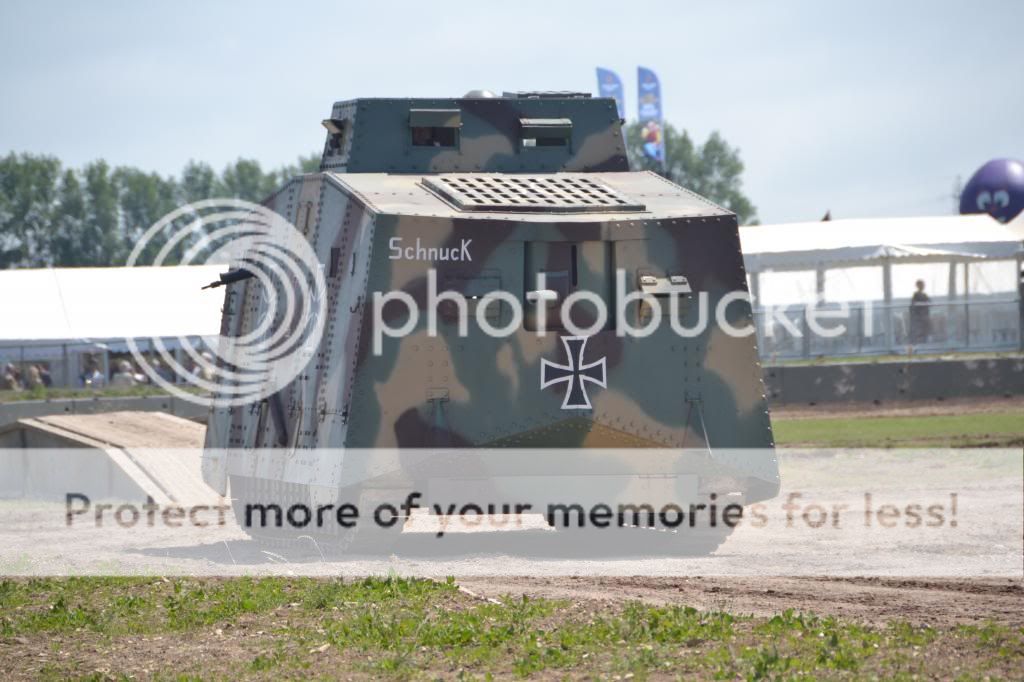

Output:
xmin=959 ymin=158 xmax=1024 ymax=223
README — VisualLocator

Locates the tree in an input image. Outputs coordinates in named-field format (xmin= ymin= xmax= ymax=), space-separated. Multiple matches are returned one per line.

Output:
xmin=278 ymin=153 xmax=321 ymax=180
xmin=0 ymin=153 xmax=62 ymax=267
xmin=114 ymin=168 xmax=176 ymax=234
xmin=624 ymin=122 xmax=757 ymax=224
xmin=81 ymin=160 xmax=122 ymax=266
xmin=113 ymin=166 xmax=179 ymax=261
xmin=178 ymin=161 xmax=218 ymax=205
xmin=52 ymin=169 xmax=86 ymax=266
xmin=0 ymin=150 xmax=326 ymax=268
xmin=218 ymin=159 xmax=280 ymax=203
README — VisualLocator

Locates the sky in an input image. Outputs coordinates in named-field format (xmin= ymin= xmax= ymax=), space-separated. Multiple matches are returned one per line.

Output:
xmin=1 ymin=0 xmax=1021 ymax=225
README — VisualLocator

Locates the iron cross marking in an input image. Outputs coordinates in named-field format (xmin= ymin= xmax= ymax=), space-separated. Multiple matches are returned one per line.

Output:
xmin=540 ymin=336 xmax=607 ymax=410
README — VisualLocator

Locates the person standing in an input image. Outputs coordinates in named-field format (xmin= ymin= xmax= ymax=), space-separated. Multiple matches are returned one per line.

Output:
xmin=2 ymin=364 xmax=21 ymax=391
xmin=909 ymin=279 xmax=931 ymax=344
xmin=110 ymin=360 xmax=138 ymax=388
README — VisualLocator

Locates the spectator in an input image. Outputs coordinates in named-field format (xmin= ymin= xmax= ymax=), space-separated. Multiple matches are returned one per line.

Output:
xmin=25 ymin=365 xmax=43 ymax=389
xmin=81 ymin=362 xmax=104 ymax=388
xmin=189 ymin=351 xmax=216 ymax=383
xmin=909 ymin=279 xmax=931 ymax=344
xmin=37 ymin=364 xmax=53 ymax=388
xmin=2 ymin=363 xmax=21 ymax=391
xmin=150 ymin=356 xmax=176 ymax=384
xmin=110 ymin=360 xmax=138 ymax=388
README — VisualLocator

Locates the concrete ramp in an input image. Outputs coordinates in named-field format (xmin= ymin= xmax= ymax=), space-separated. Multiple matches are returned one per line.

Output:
xmin=0 ymin=411 xmax=220 ymax=505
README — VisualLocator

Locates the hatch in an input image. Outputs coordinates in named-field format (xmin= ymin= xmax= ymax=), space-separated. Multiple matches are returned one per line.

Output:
xmin=421 ymin=173 xmax=646 ymax=213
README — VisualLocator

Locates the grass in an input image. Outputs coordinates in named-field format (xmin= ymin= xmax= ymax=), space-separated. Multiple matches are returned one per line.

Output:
xmin=1 ymin=576 xmax=1021 ymax=679
xmin=767 ymin=350 xmax=1024 ymax=367
xmin=0 ymin=385 xmax=204 ymax=403
xmin=773 ymin=410 xmax=1024 ymax=448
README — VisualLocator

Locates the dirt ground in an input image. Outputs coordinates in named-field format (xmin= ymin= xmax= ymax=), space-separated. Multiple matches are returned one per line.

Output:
xmin=457 ymin=575 xmax=1024 ymax=627
xmin=2 ymin=407 xmax=1021 ymax=674
xmin=770 ymin=394 xmax=1024 ymax=420
xmin=2 ymin=576 xmax=1021 ymax=681
xmin=453 ymin=445 xmax=1024 ymax=627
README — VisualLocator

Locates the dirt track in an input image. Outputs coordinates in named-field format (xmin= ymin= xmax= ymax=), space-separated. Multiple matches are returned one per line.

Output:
xmin=457 ymin=576 xmax=1024 ymax=627
xmin=771 ymin=394 xmax=1024 ymax=420
xmin=3 ymin=410 xmax=1022 ymax=631
xmin=482 ymin=399 xmax=1024 ymax=626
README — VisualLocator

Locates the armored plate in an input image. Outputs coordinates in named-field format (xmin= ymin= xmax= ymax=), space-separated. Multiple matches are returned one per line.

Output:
xmin=203 ymin=93 xmax=777 ymax=511
xmin=335 ymin=171 xmax=723 ymax=221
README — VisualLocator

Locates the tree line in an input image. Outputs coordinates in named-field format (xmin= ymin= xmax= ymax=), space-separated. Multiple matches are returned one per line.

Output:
xmin=0 ymin=124 xmax=756 ymax=269
xmin=0 ymin=153 xmax=320 ymax=268
xmin=623 ymin=121 xmax=758 ymax=225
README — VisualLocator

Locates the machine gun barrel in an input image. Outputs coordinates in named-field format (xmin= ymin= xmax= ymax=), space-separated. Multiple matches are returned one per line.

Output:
xmin=202 ymin=268 xmax=254 ymax=290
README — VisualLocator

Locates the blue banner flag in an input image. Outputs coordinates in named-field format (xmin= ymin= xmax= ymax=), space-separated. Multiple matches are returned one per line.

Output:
xmin=637 ymin=66 xmax=665 ymax=164
xmin=595 ymin=67 xmax=625 ymax=119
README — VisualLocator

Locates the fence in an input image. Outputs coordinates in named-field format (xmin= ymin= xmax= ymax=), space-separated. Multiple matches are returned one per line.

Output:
xmin=0 ymin=337 xmax=212 ymax=390
xmin=2 ymin=298 xmax=1022 ymax=388
xmin=755 ymin=297 xmax=1023 ymax=360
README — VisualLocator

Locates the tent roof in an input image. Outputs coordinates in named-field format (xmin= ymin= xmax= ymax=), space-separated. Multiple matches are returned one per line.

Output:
xmin=0 ymin=265 xmax=224 ymax=343
xmin=740 ymin=214 xmax=1024 ymax=271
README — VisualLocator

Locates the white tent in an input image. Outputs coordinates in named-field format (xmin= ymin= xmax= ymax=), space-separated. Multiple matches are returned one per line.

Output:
xmin=0 ymin=265 xmax=224 ymax=342
xmin=739 ymin=214 xmax=1023 ymax=304
xmin=740 ymin=214 xmax=1023 ymax=273
xmin=738 ymin=214 xmax=1023 ymax=357
xmin=0 ymin=265 xmax=225 ymax=384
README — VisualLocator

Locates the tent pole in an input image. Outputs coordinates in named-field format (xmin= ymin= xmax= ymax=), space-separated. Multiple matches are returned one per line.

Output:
xmin=882 ymin=260 xmax=893 ymax=352
xmin=748 ymin=272 xmax=763 ymax=359
xmin=1017 ymin=254 xmax=1024 ymax=352
xmin=749 ymin=271 xmax=761 ymax=308
xmin=811 ymin=266 xmax=825 ymax=358
xmin=175 ymin=346 xmax=184 ymax=384
xmin=1015 ymin=253 xmax=1024 ymax=350
xmin=963 ymin=263 xmax=970 ymax=348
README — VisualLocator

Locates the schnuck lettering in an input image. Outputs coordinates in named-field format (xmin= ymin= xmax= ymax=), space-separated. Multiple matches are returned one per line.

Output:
xmin=389 ymin=237 xmax=472 ymax=262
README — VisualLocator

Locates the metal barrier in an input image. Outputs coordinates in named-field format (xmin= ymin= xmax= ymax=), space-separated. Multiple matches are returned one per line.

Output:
xmin=0 ymin=394 xmax=208 ymax=429
xmin=2 ymin=301 xmax=1021 ymax=381
xmin=755 ymin=297 xmax=1023 ymax=360
xmin=0 ymin=337 xmax=211 ymax=390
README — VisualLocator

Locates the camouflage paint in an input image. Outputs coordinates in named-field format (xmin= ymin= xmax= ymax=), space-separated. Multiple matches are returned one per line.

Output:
xmin=203 ymin=93 xmax=777 ymax=519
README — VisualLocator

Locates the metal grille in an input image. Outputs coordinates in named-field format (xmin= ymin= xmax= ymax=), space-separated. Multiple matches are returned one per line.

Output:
xmin=422 ymin=174 xmax=645 ymax=213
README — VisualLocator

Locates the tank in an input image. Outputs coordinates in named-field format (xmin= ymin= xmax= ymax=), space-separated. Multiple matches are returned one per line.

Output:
xmin=201 ymin=91 xmax=777 ymax=552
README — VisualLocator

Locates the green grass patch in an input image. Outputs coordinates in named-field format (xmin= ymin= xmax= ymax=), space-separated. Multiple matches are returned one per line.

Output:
xmin=0 ymin=385 xmax=205 ymax=403
xmin=1 ymin=577 xmax=1021 ymax=679
xmin=768 ymin=350 xmax=1024 ymax=367
xmin=773 ymin=410 xmax=1024 ymax=448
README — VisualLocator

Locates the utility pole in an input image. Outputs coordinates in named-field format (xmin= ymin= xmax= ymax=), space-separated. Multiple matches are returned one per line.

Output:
xmin=951 ymin=175 xmax=962 ymax=214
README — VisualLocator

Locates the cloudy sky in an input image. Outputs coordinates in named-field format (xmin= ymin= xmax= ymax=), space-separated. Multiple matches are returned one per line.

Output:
xmin=1 ymin=0 xmax=1021 ymax=224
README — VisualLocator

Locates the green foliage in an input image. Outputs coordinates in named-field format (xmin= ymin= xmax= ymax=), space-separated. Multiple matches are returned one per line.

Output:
xmin=624 ymin=121 xmax=757 ymax=224
xmin=773 ymin=410 xmax=1024 ymax=448
xmin=0 ymin=384 xmax=204 ymax=403
xmin=2 ymin=136 xmax=747 ymax=266
xmin=0 ymin=152 xmax=322 ymax=268
xmin=0 ymin=153 xmax=61 ymax=267
xmin=2 ymin=578 xmax=1022 ymax=679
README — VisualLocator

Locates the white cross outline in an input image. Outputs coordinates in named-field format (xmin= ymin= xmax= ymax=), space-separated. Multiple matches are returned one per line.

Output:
xmin=540 ymin=335 xmax=608 ymax=410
